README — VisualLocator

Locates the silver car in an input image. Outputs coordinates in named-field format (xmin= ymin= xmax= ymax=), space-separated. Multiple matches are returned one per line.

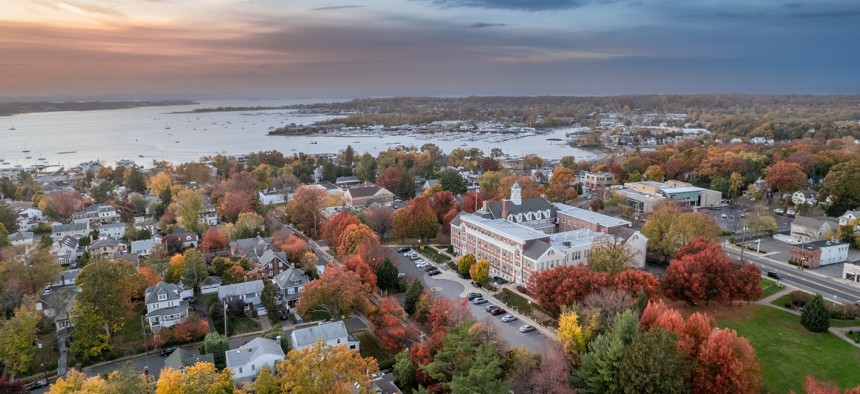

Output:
xmin=501 ymin=314 xmax=517 ymax=323
xmin=519 ymin=324 xmax=536 ymax=333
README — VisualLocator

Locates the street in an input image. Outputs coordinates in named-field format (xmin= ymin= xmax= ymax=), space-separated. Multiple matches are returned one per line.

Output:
xmin=725 ymin=246 xmax=860 ymax=304
xmin=387 ymin=248 xmax=551 ymax=355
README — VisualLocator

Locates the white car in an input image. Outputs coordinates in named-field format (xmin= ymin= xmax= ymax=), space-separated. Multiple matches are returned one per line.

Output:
xmin=416 ymin=261 xmax=429 ymax=268
xmin=501 ymin=314 xmax=517 ymax=323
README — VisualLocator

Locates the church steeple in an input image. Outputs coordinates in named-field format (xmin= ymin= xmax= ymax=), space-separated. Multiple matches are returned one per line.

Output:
xmin=511 ymin=182 xmax=522 ymax=205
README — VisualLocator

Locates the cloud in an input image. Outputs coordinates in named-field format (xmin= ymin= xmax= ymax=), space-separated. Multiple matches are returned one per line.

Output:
xmin=420 ymin=0 xmax=592 ymax=12
xmin=469 ymin=22 xmax=507 ymax=28
xmin=787 ymin=10 xmax=860 ymax=18
xmin=311 ymin=5 xmax=364 ymax=11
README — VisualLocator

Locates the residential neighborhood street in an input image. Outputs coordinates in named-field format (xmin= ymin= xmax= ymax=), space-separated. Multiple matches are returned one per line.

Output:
xmin=387 ymin=248 xmax=551 ymax=355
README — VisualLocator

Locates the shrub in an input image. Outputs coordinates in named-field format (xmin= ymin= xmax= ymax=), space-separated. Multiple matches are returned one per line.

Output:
xmin=801 ymin=294 xmax=831 ymax=332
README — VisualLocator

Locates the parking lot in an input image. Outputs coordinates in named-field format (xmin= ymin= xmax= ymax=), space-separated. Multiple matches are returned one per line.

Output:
xmin=705 ymin=206 xmax=792 ymax=235
xmin=387 ymin=248 xmax=550 ymax=355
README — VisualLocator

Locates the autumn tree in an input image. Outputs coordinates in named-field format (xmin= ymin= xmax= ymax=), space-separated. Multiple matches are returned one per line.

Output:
xmin=75 ymin=257 xmax=145 ymax=338
xmin=200 ymin=227 xmax=228 ymax=253
xmin=0 ymin=300 xmax=41 ymax=378
xmin=642 ymin=201 xmax=721 ymax=260
xmin=611 ymin=269 xmax=661 ymax=299
xmin=391 ymin=208 xmax=411 ymax=241
xmin=765 ymin=161 xmax=808 ymax=193
xmin=335 ymin=223 xmax=377 ymax=258
xmin=469 ymin=259 xmax=489 ymax=286
xmin=498 ymin=175 xmax=542 ymax=200
xmin=558 ymin=309 xmax=593 ymax=358
xmin=321 ymin=211 xmax=362 ymax=249
xmin=588 ymin=237 xmax=634 ymax=274
xmin=733 ymin=264 xmax=762 ymax=304
xmin=218 ymin=191 xmax=254 ymax=222
xmin=819 ymin=159 xmax=860 ymax=216
xmin=365 ymin=204 xmax=394 ymax=239
xmin=461 ymin=190 xmax=484 ymax=213
xmin=342 ymin=255 xmax=377 ymax=293
xmin=375 ymin=167 xmax=403 ymax=193
xmin=693 ymin=328 xmax=761 ymax=394
xmin=278 ymin=341 xmax=379 ymax=394
xmin=296 ymin=264 xmax=371 ymax=320
xmin=545 ymin=167 xmax=578 ymax=203
xmin=69 ymin=302 xmax=111 ymax=361
xmin=272 ymin=232 xmax=308 ymax=263
xmin=0 ymin=246 xmax=61 ymax=315
xmin=286 ymin=186 xmax=328 ymax=237
xmin=156 ymin=362 xmax=234 ymax=394
xmin=428 ymin=296 xmax=473 ymax=337
xmin=408 ymin=196 xmax=439 ymax=241
xmin=181 ymin=249 xmax=208 ymax=290
xmin=529 ymin=265 xmax=609 ymax=316
xmin=457 ymin=253 xmax=476 ymax=277
xmin=47 ymin=369 xmax=108 ymax=393
xmin=147 ymin=171 xmax=173 ymax=196
xmin=171 ymin=188 xmax=205 ymax=233
xmin=38 ymin=190 xmax=84 ymax=221
xmin=370 ymin=296 xmax=411 ymax=353
xmin=643 ymin=165 xmax=665 ymax=182
xmin=662 ymin=244 xmax=736 ymax=306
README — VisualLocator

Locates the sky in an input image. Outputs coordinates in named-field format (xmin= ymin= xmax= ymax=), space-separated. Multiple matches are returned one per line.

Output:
xmin=1 ymin=0 xmax=859 ymax=98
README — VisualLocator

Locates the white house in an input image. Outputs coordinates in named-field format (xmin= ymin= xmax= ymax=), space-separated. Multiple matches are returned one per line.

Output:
xmin=9 ymin=231 xmax=35 ymax=246
xmin=52 ymin=221 xmax=90 ymax=239
xmin=290 ymin=321 xmax=360 ymax=352
xmin=131 ymin=238 xmax=160 ymax=256
xmin=792 ymin=190 xmax=818 ymax=206
xmin=199 ymin=276 xmax=222 ymax=295
xmin=843 ymin=263 xmax=860 ymax=286
xmin=15 ymin=207 xmax=44 ymax=231
xmin=839 ymin=210 xmax=860 ymax=231
xmin=98 ymin=222 xmax=126 ymax=239
xmin=218 ymin=280 xmax=265 ymax=316
xmin=226 ymin=337 xmax=285 ymax=383
xmin=144 ymin=281 xmax=189 ymax=330
xmin=790 ymin=216 xmax=839 ymax=244
xmin=71 ymin=204 xmax=119 ymax=224
xmin=259 ymin=189 xmax=286 ymax=205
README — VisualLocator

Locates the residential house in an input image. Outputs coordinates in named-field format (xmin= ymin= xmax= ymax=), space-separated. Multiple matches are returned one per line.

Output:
xmin=226 ymin=337 xmax=285 ymax=383
xmin=839 ymin=210 xmax=860 ymax=231
xmin=88 ymin=237 xmax=125 ymax=258
xmin=52 ymin=221 xmax=90 ymax=240
xmin=113 ymin=252 xmax=139 ymax=266
xmin=131 ymin=238 xmax=160 ymax=256
xmin=230 ymin=235 xmax=290 ymax=277
xmin=144 ymin=281 xmax=190 ymax=330
xmin=14 ymin=206 xmax=44 ymax=231
xmin=9 ymin=231 xmax=35 ymax=246
xmin=792 ymin=190 xmax=818 ymax=206
xmin=218 ymin=280 xmax=265 ymax=316
xmin=421 ymin=179 xmax=439 ymax=192
xmin=199 ymin=276 xmax=222 ymax=295
xmin=164 ymin=348 xmax=215 ymax=372
xmin=259 ymin=189 xmax=287 ymax=205
xmin=98 ymin=222 xmax=126 ymax=239
xmin=52 ymin=235 xmax=82 ymax=265
xmin=790 ymin=216 xmax=839 ymax=244
xmin=790 ymin=240 xmax=850 ymax=268
xmin=335 ymin=176 xmax=360 ymax=188
xmin=290 ymin=321 xmax=360 ymax=352
xmin=343 ymin=184 xmax=395 ymax=207
xmin=36 ymin=286 xmax=78 ymax=333
xmin=71 ymin=204 xmax=119 ymax=224
xmin=273 ymin=266 xmax=310 ymax=307
xmin=164 ymin=230 xmax=199 ymax=249
xmin=199 ymin=203 xmax=220 ymax=226
xmin=258 ymin=248 xmax=290 ymax=278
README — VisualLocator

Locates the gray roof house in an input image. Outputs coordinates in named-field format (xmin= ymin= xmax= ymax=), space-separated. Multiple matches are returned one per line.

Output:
xmin=790 ymin=216 xmax=840 ymax=244
xmin=290 ymin=321 xmax=359 ymax=352
xmin=145 ymin=281 xmax=189 ymax=330
xmin=164 ymin=348 xmax=215 ymax=371
xmin=226 ymin=337 xmax=285 ymax=382
xmin=273 ymin=266 xmax=310 ymax=306
xmin=218 ymin=280 xmax=265 ymax=315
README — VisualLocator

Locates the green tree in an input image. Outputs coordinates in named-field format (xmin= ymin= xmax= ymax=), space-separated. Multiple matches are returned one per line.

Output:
xmin=124 ymin=167 xmax=147 ymax=194
xmin=181 ymin=249 xmax=208 ymax=290
xmin=422 ymin=323 xmax=510 ymax=393
xmin=375 ymin=259 xmax=399 ymax=291
xmin=393 ymin=350 xmax=416 ymax=391
xmin=0 ymin=223 xmax=9 ymax=247
xmin=800 ymin=294 xmax=831 ymax=332
xmin=75 ymin=258 xmax=145 ymax=338
xmin=574 ymin=310 xmax=639 ymax=394
xmin=438 ymin=170 xmax=467 ymax=195
xmin=395 ymin=171 xmax=416 ymax=201
xmin=0 ymin=300 xmax=41 ymax=378
xmin=617 ymin=328 xmax=691 ymax=394
xmin=404 ymin=280 xmax=424 ymax=315
xmin=457 ymin=254 xmax=476 ymax=277
xmin=253 ymin=366 xmax=280 ymax=394
xmin=448 ymin=344 xmax=509 ymax=394
xmin=587 ymin=238 xmax=634 ymax=274
xmin=261 ymin=280 xmax=281 ymax=325
xmin=820 ymin=159 xmax=860 ymax=216
xmin=203 ymin=333 xmax=230 ymax=369
xmin=69 ymin=302 xmax=111 ymax=361
xmin=0 ymin=201 xmax=18 ymax=233
xmin=478 ymin=171 xmax=502 ymax=198
xmin=355 ymin=153 xmax=377 ymax=183
xmin=172 ymin=189 xmax=205 ymax=233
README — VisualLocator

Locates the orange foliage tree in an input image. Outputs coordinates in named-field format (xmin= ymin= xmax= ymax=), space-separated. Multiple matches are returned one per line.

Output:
xmin=369 ymin=296 xmax=411 ymax=353
xmin=200 ymin=227 xmax=228 ymax=253
xmin=528 ymin=265 xmax=610 ymax=316
xmin=296 ymin=264 xmax=371 ymax=320
xmin=341 ymin=255 xmax=377 ymax=293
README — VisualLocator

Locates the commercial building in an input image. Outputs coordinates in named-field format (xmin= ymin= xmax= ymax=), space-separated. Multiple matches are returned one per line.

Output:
xmin=789 ymin=240 xmax=849 ymax=268
xmin=611 ymin=180 xmax=722 ymax=214
xmin=581 ymin=171 xmax=617 ymax=190
xmin=843 ymin=263 xmax=860 ymax=285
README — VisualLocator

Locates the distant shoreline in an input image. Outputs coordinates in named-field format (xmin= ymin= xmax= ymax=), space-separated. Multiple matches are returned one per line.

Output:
xmin=0 ymin=100 xmax=198 ymax=117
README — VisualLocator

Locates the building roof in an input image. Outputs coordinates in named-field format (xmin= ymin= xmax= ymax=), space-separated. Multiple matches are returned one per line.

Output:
xmin=225 ymin=337 xmax=285 ymax=369
xmin=273 ymin=266 xmax=310 ymax=289
xmin=99 ymin=222 xmax=126 ymax=231
xmin=841 ymin=210 xmax=860 ymax=218
xmin=347 ymin=185 xmax=389 ymax=199
xmin=131 ymin=239 xmax=157 ymax=254
xmin=200 ymin=276 xmax=222 ymax=287
xmin=291 ymin=321 xmax=349 ymax=349
xmin=9 ymin=231 xmax=34 ymax=242
xmin=113 ymin=252 xmax=139 ymax=265
xmin=53 ymin=221 xmax=89 ymax=233
xmin=90 ymin=238 xmax=122 ymax=249
xmin=218 ymin=280 xmax=264 ymax=299
xmin=164 ymin=348 xmax=215 ymax=370
xmin=523 ymin=240 xmax=552 ymax=260
xmin=792 ymin=216 xmax=838 ymax=230
xmin=477 ymin=198 xmax=557 ymax=222
xmin=796 ymin=240 xmax=847 ymax=250
xmin=553 ymin=203 xmax=631 ymax=228
xmin=460 ymin=214 xmax=547 ymax=243
xmin=548 ymin=229 xmax=606 ymax=250
xmin=145 ymin=301 xmax=189 ymax=318
xmin=145 ymin=281 xmax=183 ymax=305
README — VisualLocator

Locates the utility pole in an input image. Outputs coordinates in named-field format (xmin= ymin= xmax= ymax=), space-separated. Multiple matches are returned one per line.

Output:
xmin=140 ymin=316 xmax=149 ymax=372
xmin=224 ymin=302 xmax=228 ymax=337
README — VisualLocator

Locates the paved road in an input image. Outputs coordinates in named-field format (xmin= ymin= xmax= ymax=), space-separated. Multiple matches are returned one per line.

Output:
xmin=725 ymin=246 xmax=860 ymax=303
xmin=388 ymin=248 xmax=551 ymax=355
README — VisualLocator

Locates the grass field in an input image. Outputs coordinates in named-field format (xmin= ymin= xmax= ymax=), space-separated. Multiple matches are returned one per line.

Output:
xmin=354 ymin=330 xmax=394 ymax=367
xmin=759 ymin=278 xmax=782 ymax=299
xmin=708 ymin=304 xmax=860 ymax=393
xmin=417 ymin=246 xmax=451 ymax=264
xmin=769 ymin=294 xmax=859 ymax=327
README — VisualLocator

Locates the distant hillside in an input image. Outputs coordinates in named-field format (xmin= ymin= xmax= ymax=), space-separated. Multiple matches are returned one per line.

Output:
xmin=0 ymin=100 xmax=198 ymax=116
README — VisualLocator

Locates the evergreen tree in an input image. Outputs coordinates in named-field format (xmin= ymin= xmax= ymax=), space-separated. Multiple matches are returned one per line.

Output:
xmin=393 ymin=350 xmax=416 ymax=391
xmin=203 ymin=333 xmax=230 ymax=369
xmin=617 ymin=328 xmax=691 ymax=394
xmin=375 ymin=259 xmax=400 ymax=291
xmin=438 ymin=170 xmax=467 ymax=195
xmin=395 ymin=171 xmax=416 ymax=200
xmin=260 ymin=280 xmax=281 ymax=324
xmin=801 ymin=294 xmax=831 ymax=332
xmin=404 ymin=280 xmax=424 ymax=315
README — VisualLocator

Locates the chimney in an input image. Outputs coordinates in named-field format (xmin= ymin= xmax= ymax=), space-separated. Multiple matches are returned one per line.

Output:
xmin=502 ymin=200 xmax=509 ymax=221
xmin=276 ymin=336 xmax=282 ymax=346
xmin=481 ymin=200 xmax=489 ymax=213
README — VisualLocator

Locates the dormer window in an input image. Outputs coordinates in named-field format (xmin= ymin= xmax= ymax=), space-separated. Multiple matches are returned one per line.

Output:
xmin=158 ymin=293 xmax=167 ymax=301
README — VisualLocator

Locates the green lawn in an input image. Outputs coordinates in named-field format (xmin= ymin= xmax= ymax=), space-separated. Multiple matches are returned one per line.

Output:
xmin=308 ymin=310 xmax=332 ymax=322
xmin=759 ymin=278 xmax=782 ymax=299
xmin=215 ymin=315 xmax=261 ymax=336
xmin=847 ymin=331 xmax=860 ymax=344
xmin=417 ymin=246 xmax=451 ymax=264
xmin=769 ymin=294 xmax=859 ymax=327
xmin=354 ymin=330 xmax=394 ymax=366
xmin=716 ymin=304 xmax=860 ymax=393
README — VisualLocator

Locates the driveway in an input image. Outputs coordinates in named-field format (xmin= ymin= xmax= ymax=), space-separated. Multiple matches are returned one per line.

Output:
xmin=387 ymin=248 xmax=551 ymax=355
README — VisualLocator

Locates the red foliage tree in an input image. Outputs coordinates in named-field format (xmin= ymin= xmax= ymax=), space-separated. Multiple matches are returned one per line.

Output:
xmin=342 ymin=255 xmax=377 ymax=293
xmin=800 ymin=376 xmax=843 ymax=394
xmin=677 ymin=312 xmax=716 ymax=358
xmin=675 ymin=237 xmax=718 ymax=260
xmin=376 ymin=167 xmax=404 ymax=192
xmin=336 ymin=223 xmax=377 ymax=257
xmin=734 ymin=264 xmax=763 ymax=304
xmin=530 ymin=343 xmax=576 ymax=394
xmin=170 ymin=316 xmax=210 ymax=342
xmin=429 ymin=191 xmax=457 ymax=222
xmin=370 ymin=296 xmax=410 ymax=353
xmin=441 ymin=208 xmax=458 ymax=236
xmin=611 ymin=269 xmax=661 ymax=299
xmin=358 ymin=237 xmax=384 ymax=270
xmin=321 ymin=211 xmax=362 ymax=252
xmin=365 ymin=205 xmax=394 ymax=239
xmin=273 ymin=233 xmax=308 ymax=263
xmin=765 ymin=160 xmax=808 ymax=193
xmin=480 ymin=157 xmax=500 ymax=172
xmin=138 ymin=266 xmax=162 ymax=287
xmin=693 ymin=328 xmax=761 ymax=394
xmin=220 ymin=171 xmax=260 ymax=195
xmin=639 ymin=299 xmax=671 ymax=332
xmin=409 ymin=339 xmax=436 ymax=386
xmin=41 ymin=190 xmax=84 ymax=221
xmin=408 ymin=196 xmax=440 ymax=241
xmin=663 ymin=242 xmax=736 ymax=306
xmin=460 ymin=190 xmax=484 ymax=213
xmin=528 ymin=265 xmax=609 ymax=316
xmin=428 ymin=296 xmax=472 ymax=337
xmin=218 ymin=191 xmax=253 ymax=222
xmin=200 ymin=227 xmax=228 ymax=253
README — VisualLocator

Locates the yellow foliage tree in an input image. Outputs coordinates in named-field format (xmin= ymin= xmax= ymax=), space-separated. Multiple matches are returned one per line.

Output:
xmin=278 ymin=341 xmax=379 ymax=394
xmin=557 ymin=309 xmax=594 ymax=358
xmin=147 ymin=171 xmax=173 ymax=196
xmin=156 ymin=362 xmax=234 ymax=394
xmin=469 ymin=259 xmax=490 ymax=286
xmin=164 ymin=253 xmax=185 ymax=283
xmin=48 ymin=369 xmax=107 ymax=394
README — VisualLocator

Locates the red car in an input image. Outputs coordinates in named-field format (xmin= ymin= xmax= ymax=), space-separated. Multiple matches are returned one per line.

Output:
xmin=490 ymin=308 xmax=506 ymax=316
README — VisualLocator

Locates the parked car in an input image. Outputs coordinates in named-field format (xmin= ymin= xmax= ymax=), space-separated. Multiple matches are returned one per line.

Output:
xmin=501 ymin=314 xmax=517 ymax=323
xmin=485 ymin=304 xmax=499 ymax=312
xmin=428 ymin=269 xmax=441 ymax=276
xmin=409 ymin=255 xmax=421 ymax=261
xmin=397 ymin=247 xmax=411 ymax=253
xmin=160 ymin=346 xmax=178 ymax=357
xmin=721 ymin=213 xmax=727 ymax=219
xmin=471 ymin=281 xmax=482 ymax=288
xmin=466 ymin=292 xmax=482 ymax=300
xmin=519 ymin=325 xmax=536 ymax=333
xmin=397 ymin=273 xmax=406 ymax=279
xmin=26 ymin=380 xmax=49 ymax=390
xmin=415 ymin=261 xmax=428 ymax=268
xmin=423 ymin=264 xmax=437 ymax=271
xmin=472 ymin=297 xmax=488 ymax=305
xmin=490 ymin=308 xmax=506 ymax=316
xmin=767 ymin=271 xmax=782 ymax=280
